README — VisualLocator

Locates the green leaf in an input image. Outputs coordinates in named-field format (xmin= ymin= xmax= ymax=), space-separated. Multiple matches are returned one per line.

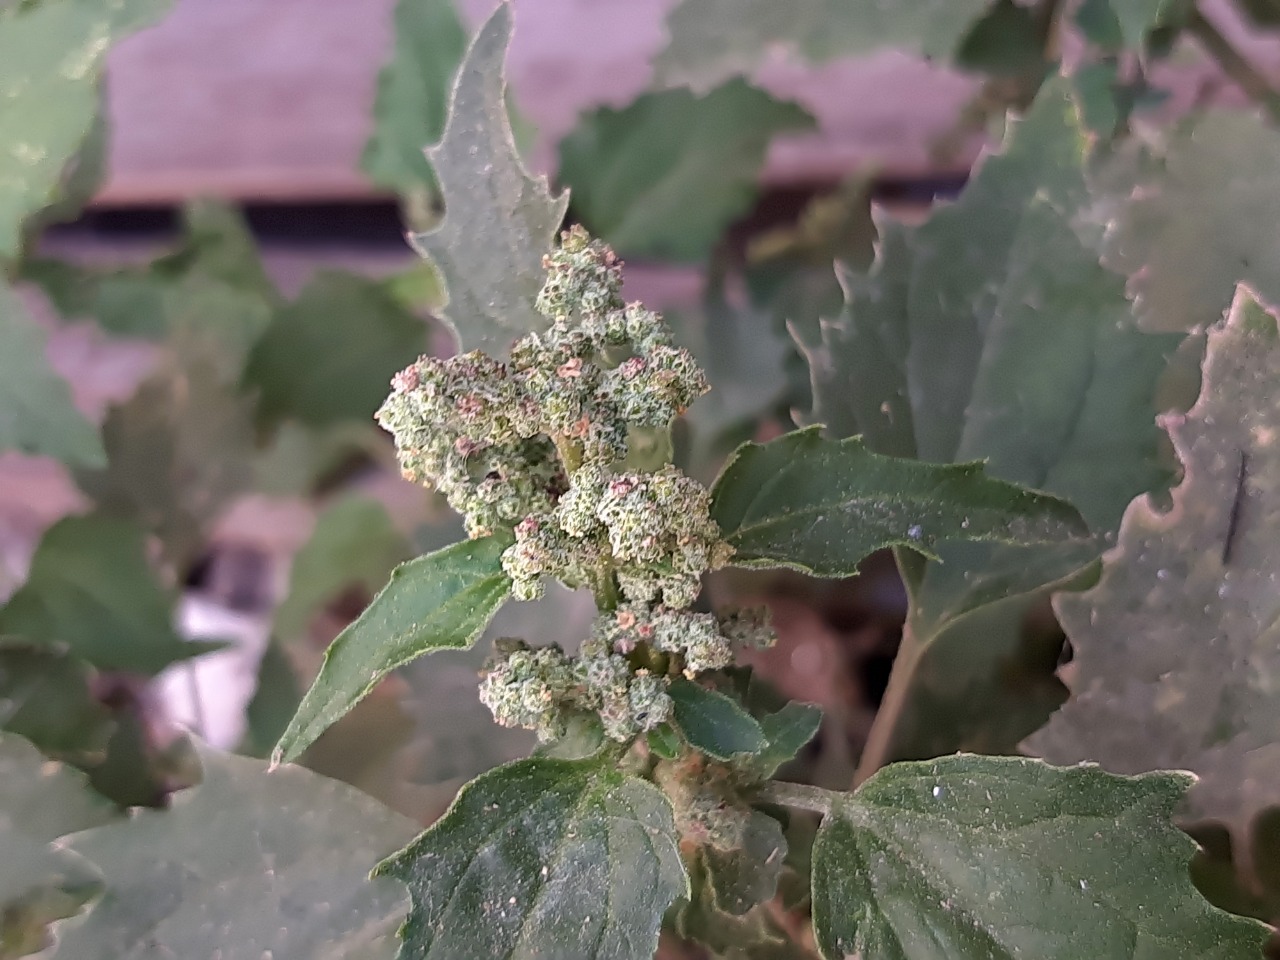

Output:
xmin=655 ymin=0 xmax=995 ymax=92
xmin=0 ymin=732 xmax=114 ymax=960
xmin=1105 ymin=110 xmax=1280 ymax=333
xmin=669 ymin=678 xmax=766 ymax=760
xmin=795 ymin=79 xmax=1180 ymax=758
xmin=242 ymin=270 xmax=427 ymax=429
xmin=1080 ymin=0 xmax=1190 ymax=49
xmin=711 ymin=427 xmax=1088 ymax=577
xmin=52 ymin=746 xmax=417 ymax=960
xmin=1026 ymin=288 xmax=1280 ymax=835
xmin=377 ymin=756 xmax=687 ymax=960
xmin=703 ymin=809 xmax=788 ymax=915
xmin=0 ymin=641 xmax=112 ymax=766
xmin=74 ymin=357 xmax=257 ymax=573
xmin=677 ymin=854 xmax=810 ymax=960
xmin=272 ymin=496 xmax=410 ymax=643
xmin=273 ymin=535 xmax=512 ymax=766
xmin=237 ymin=640 xmax=302 ymax=761
xmin=752 ymin=701 xmax=823 ymax=780
xmin=1188 ymin=809 xmax=1280 ymax=931
xmin=646 ymin=723 xmax=681 ymax=760
xmin=557 ymin=81 xmax=813 ymax=262
xmin=361 ymin=0 xmax=468 ymax=203
xmin=409 ymin=4 xmax=568 ymax=354
xmin=812 ymin=755 xmax=1270 ymax=959
xmin=0 ymin=515 xmax=219 ymax=675
xmin=0 ymin=0 xmax=171 ymax=258
xmin=0 ymin=283 xmax=104 ymax=467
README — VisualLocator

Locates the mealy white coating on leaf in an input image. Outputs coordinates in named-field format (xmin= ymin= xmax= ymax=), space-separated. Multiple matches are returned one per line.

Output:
xmin=1026 ymin=286 xmax=1280 ymax=837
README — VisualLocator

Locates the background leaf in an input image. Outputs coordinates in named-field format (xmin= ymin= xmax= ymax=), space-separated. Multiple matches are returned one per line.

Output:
xmin=0 ymin=733 xmax=113 ymax=960
xmin=378 ymin=756 xmax=687 ymax=960
xmin=242 ymin=270 xmax=427 ymax=430
xmin=273 ymin=535 xmax=512 ymax=766
xmin=0 ymin=515 xmax=219 ymax=675
xmin=795 ymin=79 xmax=1180 ymax=759
xmin=361 ymin=0 xmax=468 ymax=205
xmin=1025 ymin=288 xmax=1280 ymax=835
xmin=0 ymin=282 xmax=103 ymax=468
xmin=409 ymin=4 xmax=568 ymax=354
xmin=655 ymin=0 xmax=995 ymax=92
xmin=0 ymin=642 xmax=112 ymax=767
xmin=557 ymin=81 xmax=813 ymax=261
xmin=812 ymin=755 xmax=1268 ymax=959
xmin=52 ymin=746 xmax=416 ymax=960
xmin=0 ymin=0 xmax=171 ymax=258
xmin=711 ymin=428 xmax=1087 ymax=577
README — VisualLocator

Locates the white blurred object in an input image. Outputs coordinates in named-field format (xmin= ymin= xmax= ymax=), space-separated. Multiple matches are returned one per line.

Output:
xmin=158 ymin=594 xmax=272 ymax=750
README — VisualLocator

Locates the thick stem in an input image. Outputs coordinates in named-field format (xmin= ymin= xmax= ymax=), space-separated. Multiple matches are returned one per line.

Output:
xmin=1187 ymin=6 xmax=1280 ymax=122
xmin=852 ymin=621 xmax=925 ymax=788
xmin=756 ymin=780 xmax=843 ymax=816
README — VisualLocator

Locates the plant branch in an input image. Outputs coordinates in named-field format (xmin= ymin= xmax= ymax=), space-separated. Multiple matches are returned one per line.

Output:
xmin=1187 ymin=6 xmax=1280 ymax=122
xmin=755 ymin=780 xmax=843 ymax=815
xmin=852 ymin=621 xmax=924 ymax=787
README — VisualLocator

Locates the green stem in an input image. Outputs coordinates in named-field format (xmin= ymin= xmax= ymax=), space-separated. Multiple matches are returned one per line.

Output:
xmin=1187 ymin=6 xmax=1280 ymax=122
xmin=852 ymin=620 xmax=925 ymax=788
xmin=551 ymin=433 xmax=584 ymax=474
xmin=591 ymin=568 xmax=621 ymax=612
xmin=755 ymin=780 xmax=843 ymax=816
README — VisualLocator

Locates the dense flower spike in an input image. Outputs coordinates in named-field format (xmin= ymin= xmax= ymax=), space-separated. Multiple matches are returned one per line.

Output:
xmin=379 ymin=225 xmax=748 ymax=746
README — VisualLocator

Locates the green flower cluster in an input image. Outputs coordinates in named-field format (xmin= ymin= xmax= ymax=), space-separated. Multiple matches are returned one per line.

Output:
xmin=479 ymin=640 xmax=671 ymax=742
xmin=584 ymin=603 xmax=776 ymax=678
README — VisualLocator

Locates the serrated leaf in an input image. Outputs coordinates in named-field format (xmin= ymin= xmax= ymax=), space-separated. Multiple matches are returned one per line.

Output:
xmin=0 ymin=283 xmax=103 ymax=467
xmin=795 ymin=79 xmax=1180 ymax=758
xmin=273 ymin=535 xmax=512 ymax=766
xmin=557 ymin=81 xmax=813 ymax=262
xmin=0 ymin=732 xmax=113 ymax=960
xmin=361 ymin=0 xmax=467 ymax=203
xmin=1105 ymin=110 xmax=1280 ymax=333
xmin=409 ymin=4 xmax=567 ymax=354
xmin=272 ymin=496 xmax=410 ymax=644
xmin=0 ymin=0 xmax=170 ymax=258
xmin=377 ymin=756 xmax=687 ymax=960
xmin=669 ymin=678 xmax=766 ymax=760
xmin=0 ymin=641 xmax=112 ymax=766
xmin=243 ymin=270 xmax=427 ymax=429
xmin=0 ymin=515 xmax=219 ymax=676
xmin=655 ymin=0 xmax=995 ymax=92
xmin=1025 ymin=288 xmax=1280 ymax=834
xmin=711 ymin=427 xmax=1087 ymax=577
xmin=75 ymin=357 xmax=257 ymax=573
xmin=812 ymin=755 xmax=1269 ymax=959
xmin=51 ymin=745 xmax=416 ymax=960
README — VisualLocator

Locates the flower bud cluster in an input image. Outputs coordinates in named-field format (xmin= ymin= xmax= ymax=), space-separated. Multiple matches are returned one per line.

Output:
xmin=478 ymin=640 xmax=672 ymax=742
xmin=584 ymin=603 xmax=776 ymax=678
xmin=502 ymin=465 xmax=733 ymax=606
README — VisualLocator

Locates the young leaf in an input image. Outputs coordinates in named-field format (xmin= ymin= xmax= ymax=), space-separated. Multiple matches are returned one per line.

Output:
xmin=361 ymin=0 xmax=468 ymax=204
xmin=0 ymin=283 xmax=104 ymax=468
xmin=242 ymin=270 xmax=428 ymax=430
xmin=812 ymin=755 xmax=1270 ymax=959
xmin=669 ymin=678 xmax=766 ymax=760
xmin=272 ymin=496 xmax=410 ymax=644
xmin=1025 ymin=288 xmax=1280 ymax=835
xmin=712 ymin=428 xmax=1087 ymax=576
xmin=377 ymin=756 xmax=687 ymax=960
xmin=0 ymin=641 xmax=113 ymax=766
xmin=0 ymin=0 xmax=171 ymax=258
xmin=409 ymin=3 xmax=568 ymax=354
xmin=272 ymin=535 xmax=512 ymax=766
xmin=751 ymin=701 xmax=823 ymax=780
xmin=52 ymin=746 xmax=417 ymax=960
xmin=0 ymin=515 xmax=220 ymax=676
xmin=795 ymin=79 xmax=1180 ymax=758
xmin=0 ymin=732 xmax=114 ymax=959
xmin=557 ymin=81 xmax=814 ymax=261
xmin=702 ymin=809 xmax=788 ymax=915
xmin=655 ymin=0 xmax=995 ymax=92
xmin=1105 ymin=111 xmax=1280 ymax=333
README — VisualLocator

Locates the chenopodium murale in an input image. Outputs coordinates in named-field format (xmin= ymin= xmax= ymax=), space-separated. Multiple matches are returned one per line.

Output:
xmin=376 ymin=226 xmax=775 ymax=744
